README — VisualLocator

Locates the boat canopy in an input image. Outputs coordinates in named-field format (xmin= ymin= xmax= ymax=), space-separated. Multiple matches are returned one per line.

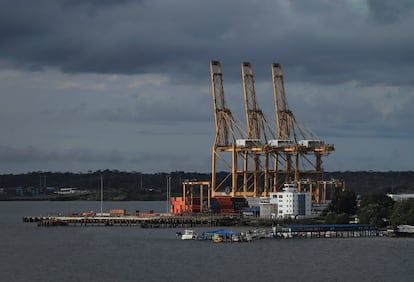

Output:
xmin=202 ymin=229 xmax=241 ymax=236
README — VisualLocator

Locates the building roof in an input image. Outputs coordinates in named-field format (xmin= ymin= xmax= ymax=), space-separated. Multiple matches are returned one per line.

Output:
xmin=286 ymin=224 xmax=376 ymax=232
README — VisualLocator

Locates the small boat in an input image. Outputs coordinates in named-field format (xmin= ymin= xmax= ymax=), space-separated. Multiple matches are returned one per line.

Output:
xmin=180 ymin=229 xmax=197 ymax=240
xmin=202 ymin=229 xmax=246 ymax=242
xmin=212 ymin=233 xmax=223 ymax=243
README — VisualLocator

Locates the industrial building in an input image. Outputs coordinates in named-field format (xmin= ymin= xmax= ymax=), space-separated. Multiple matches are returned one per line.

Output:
xmin=259 ymin=183 xmax=311 ymax=219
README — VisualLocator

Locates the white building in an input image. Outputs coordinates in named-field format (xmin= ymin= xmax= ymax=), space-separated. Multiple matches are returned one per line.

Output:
xmin=397 ymin=225 xmax=414 ymax=234
xmin=387 ymin=193 xmax=414 ymax=201
xmin=268 ymin=183 xmax=312 ymax=219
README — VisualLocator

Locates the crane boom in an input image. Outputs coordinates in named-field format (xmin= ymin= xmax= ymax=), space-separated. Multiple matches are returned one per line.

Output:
xmin=241 ymin=62 xmax=260 ymax=140
xmin=271 ymin=63 xmax=291 ymax=140
xmin=210 ymin=61 xmax=245 ymax=146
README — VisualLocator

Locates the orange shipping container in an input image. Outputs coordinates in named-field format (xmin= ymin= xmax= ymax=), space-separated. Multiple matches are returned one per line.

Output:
xmin=109 ymin=209 xmax=126 ymax=215
xmin=140 ymin=213 xmax=159 ymax=217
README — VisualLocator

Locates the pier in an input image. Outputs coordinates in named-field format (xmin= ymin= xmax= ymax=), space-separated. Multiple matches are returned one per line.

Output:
xmin=22 ymin=213 xmax=241 ymax=228
xmin=278 ymin=224 xmax=379 ymax=238
xmin=22 ymin=213 xmax=380 ymax=239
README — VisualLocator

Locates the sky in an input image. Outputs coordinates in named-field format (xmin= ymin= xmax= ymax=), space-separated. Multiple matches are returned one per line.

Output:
xmin=1 ymin=0 xmax=414 ymax=174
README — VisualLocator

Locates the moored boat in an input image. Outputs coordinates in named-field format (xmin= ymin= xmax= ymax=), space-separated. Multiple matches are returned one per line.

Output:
xmin=201 ymin=229 xmax=249 ymax=242
xmin=180 ymin=229 xmax=197 ymax=240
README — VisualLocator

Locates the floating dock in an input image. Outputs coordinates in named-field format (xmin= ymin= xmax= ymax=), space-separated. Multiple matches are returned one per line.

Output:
xmin=279 ymin=224 xmax=379 ymax=238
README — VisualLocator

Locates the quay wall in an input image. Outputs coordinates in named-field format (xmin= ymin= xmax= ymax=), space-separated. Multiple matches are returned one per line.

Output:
xmin=22 ymin=214 xmax=241 ymax=228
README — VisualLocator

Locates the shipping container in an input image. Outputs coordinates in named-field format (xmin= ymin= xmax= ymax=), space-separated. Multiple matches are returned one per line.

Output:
xmin=109 ymin=209 xmax=126 ymax=216
xmin=220 ymin=208 xmax=235 ymax=214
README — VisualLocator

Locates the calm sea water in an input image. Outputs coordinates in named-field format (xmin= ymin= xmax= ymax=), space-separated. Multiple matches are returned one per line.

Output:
xmin=0 ymin=201 xmax=413 ymax=282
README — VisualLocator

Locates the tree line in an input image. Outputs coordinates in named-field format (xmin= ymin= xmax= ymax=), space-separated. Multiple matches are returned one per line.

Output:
xmin=0 ymin=170 xmax=414 ymax=200
xmin=326 ymin=190 xmax=414 ymax=227
xmin=1 ymin=170 xmax=414 ymax=227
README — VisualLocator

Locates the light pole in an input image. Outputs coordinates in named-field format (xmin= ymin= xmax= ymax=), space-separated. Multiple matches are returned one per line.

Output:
xmin=166 ymin=175 xmax=171 ymax=214
xmin=100 ymin=175 xmax=103 ymax=215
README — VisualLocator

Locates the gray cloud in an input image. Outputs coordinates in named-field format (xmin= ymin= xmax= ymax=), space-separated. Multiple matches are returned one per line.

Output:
xmin=367 ymin=0 xmax=414 ymax=23
xmin=1 ymin=0 xmax=413 ymax=173
xmin=1 ymin=0 xmax=413 ymax=85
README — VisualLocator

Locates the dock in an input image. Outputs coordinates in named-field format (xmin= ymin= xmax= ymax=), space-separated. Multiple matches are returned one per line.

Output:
xmin=23 ymin=214 xmax=380 ymax=238
xmin=22 ymin=213 xmax=242 ymax=228
xmin=278 ymin=224 xmax=379 ymax=238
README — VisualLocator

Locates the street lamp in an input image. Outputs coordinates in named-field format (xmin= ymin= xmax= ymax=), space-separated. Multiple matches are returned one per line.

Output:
xmin=166 ymin=175 xmax=171 ymax=214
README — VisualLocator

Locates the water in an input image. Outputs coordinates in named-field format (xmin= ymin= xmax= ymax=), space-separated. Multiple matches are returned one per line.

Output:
xmin=1 ymin=201 xmax=413 ymax=282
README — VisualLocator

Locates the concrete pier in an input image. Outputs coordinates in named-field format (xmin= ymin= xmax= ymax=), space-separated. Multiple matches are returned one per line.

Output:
xmin=22 ymin=213 xmax=241 ymax=228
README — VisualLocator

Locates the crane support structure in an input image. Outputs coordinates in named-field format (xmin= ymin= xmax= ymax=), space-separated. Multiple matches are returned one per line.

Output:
xmin=270 ymin=62 xmax=335 ymax=202
xmin=182 ymin=180 xmax=211 ymax=213
xmin=270 ymin=63 xmax=295 ymax=188
xmin=241 ymin=62 xmax=262 ymax=197
xmin=210 ymin=60 xmax=340 ymax=204
xmin=210 ymin=61 xmax=246 ymax=197
xmin=240 ymin=62 xmax=277 ymax=196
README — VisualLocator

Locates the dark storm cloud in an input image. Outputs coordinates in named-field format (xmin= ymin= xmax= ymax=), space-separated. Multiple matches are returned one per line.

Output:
xmin=1 ymin=0 xmax=414 ymax=86
xmin=367 ymin=0 xmax=414 ymax=23
xmin=1 ymin=0 xmax=414 ymax=173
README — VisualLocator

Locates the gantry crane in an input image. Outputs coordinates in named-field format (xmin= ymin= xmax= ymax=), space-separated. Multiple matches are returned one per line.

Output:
xmin=240 ymin=62 xmax=277 ymax=196
xmin=210 ymin=61 xmax=246 ymax=197
xmin=241 ymin=62 xmax=261 ymax=197
xmin=270 ymin=63 xmax=298 ymax=189
xmin=270 ymin=63 xmax=339 ymax=202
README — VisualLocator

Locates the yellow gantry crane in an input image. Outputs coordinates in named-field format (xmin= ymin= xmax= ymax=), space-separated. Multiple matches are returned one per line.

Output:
xmin=270 ymin=63 xmax=295 ymax=189
xmin=240 ymin=62 xmax=277 ymax=196
xmin=210 ymin=60 xmax=343 ymax=203
xmin=210 ymin=61 xmax=246 ymax=197
xmin=270 ymin=63 xmax=339 ymax=202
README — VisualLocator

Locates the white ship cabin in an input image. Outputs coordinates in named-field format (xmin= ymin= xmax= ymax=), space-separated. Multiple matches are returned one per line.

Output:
xmin=267 ymin=139 xmax=294 ymax=148
xmin=236 ymin=139 xmax=262 ymax=147
xmin=298 ymin=140 xmax=324 ymax=148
